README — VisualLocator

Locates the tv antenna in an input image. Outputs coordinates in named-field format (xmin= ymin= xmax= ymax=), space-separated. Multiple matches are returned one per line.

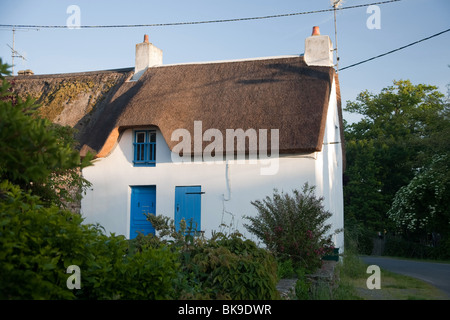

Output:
xmin=7 ymin=27 xmax=27 ymax=75
xmin=331 ymin=0 xmax=344 ymax=72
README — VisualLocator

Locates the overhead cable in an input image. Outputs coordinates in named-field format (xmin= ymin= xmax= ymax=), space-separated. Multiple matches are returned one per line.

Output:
xmin=0 ymin=0 xmax=402 ymax=29
xmin=340 ymin=28 xmax=450 ymax=71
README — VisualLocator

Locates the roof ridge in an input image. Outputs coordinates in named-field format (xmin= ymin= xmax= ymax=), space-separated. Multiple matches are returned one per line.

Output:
xmin=7 ymin=67 xmax=134 ymax=79
xmin=156 ymin=55 xmax=303 ymax=68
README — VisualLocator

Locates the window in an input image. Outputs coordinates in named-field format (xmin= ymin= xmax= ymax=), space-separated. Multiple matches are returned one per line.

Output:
xmin=133 ymin=130 xmax=156 ymax=166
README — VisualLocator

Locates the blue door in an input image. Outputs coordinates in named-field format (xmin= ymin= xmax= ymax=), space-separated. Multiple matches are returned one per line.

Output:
xmin=130 ymin=186 xmax=156 ymax=239
xmin=174 ymin=186 xmax=202 ymax=232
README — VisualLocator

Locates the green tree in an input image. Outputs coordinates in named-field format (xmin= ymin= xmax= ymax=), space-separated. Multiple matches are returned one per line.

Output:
xmin=387 ymin=154 xmax=450 ymax=240
xmin=344 ymin=80 xmax=447 ymax=235
xmin=0 ymin=59 xmax=180 ymax=299
xmin=0 ymin=58 xmax=92 ymax=208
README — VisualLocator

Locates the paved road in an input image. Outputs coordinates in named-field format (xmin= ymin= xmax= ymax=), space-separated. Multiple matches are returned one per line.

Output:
xmin=360 ymin=256 xmax=450 ymax=298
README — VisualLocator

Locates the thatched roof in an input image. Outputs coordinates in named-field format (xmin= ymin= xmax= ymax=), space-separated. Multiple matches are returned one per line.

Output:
xmin=10 ymin=56 xmax=343 ymax=158
xmin=9 ymin=68 xmax=134 ymax=149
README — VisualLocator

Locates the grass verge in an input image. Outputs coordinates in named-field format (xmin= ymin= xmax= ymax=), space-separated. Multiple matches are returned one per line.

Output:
xmin=334 ymin=252 xmax=449 ymax=300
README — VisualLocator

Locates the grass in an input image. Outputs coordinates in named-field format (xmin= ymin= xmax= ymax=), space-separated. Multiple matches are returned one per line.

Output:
xmin=331 ymin=251 xmax=450 ymax=300
xmin=349 ymin=267 xmax=449 ymax=300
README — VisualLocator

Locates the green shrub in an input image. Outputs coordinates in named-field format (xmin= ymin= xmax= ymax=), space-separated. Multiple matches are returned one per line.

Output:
xmin=244 ymin=183 xmax=339 ymax=273
xmin=112 ymin=245 xmax=179 ymax=300
xmin=432 ymin=236 xmax=450 ymax=260
xmin=276 ymin=258 xmax=296 ymax=279
xmin=0 ymin=181 xmax=100 ymax=299
xmin=383 ymin=235 xmax=432 ymax=259
xmin=183 ymin=233 xmax=279 ymax=300
xmin=0 ymin=181 xmax=179 ymax=300
xmin=140 ymin=215 xmax=279 ymax=300
xmin=294 ymin=268 xmax=311 ymax=300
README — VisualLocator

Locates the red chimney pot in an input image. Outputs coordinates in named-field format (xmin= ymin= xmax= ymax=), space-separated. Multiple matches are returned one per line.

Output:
xmin=144 ymin=34 xmax=149 ymax=43
xmin=311 ymin=26 xmax=320 ymax=36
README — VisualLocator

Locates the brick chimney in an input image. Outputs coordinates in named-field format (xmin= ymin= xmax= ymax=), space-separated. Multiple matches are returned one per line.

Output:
xmin=132 ymin=34 xmax=163 ymax=80
xmin=304 ymin=26 xmax=334 ymax=67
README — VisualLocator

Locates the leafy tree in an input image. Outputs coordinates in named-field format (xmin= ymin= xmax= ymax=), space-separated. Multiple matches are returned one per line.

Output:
xmin=343 ymin=137 xmax=386 ymax=231
xmin=344 ymin=80 xmax=447 ymax=234
xmin=388 ymin=154 xmax=450 ymax=240
xmin=0 ymin=58 xmax=92 ymax=208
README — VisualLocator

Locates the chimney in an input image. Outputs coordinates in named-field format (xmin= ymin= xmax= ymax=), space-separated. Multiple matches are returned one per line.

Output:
xmin=304 ymin=26 xmax=334 ymax=67
xmin=132 ymin=34 xmax=163 ymax=80
xmin=18 ymin=69 xmax=34 ymax=76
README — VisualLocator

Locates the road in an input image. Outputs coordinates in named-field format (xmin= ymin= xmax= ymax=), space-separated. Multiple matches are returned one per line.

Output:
xmin=360 ymin=256 xmax=450 ymax=298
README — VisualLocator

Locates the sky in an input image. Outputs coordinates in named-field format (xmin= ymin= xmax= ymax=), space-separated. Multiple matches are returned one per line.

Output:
xmin=0 ymin=0 xmax=449 ymax=123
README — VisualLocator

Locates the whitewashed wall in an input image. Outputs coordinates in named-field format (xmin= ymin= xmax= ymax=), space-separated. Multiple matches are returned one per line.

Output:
xmin=315 ymin=78 xmax=344 ymax=251
xmin=81 ymin=79 xmax=344 ymax=249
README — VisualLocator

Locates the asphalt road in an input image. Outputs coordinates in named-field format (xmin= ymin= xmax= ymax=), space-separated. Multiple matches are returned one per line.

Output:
xmin=360 ymin=256 xmax=450 ymax=298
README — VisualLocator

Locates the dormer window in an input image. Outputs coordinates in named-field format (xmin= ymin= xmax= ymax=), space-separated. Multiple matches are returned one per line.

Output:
xmin=133 ymin=130 xmax=156 ymax=166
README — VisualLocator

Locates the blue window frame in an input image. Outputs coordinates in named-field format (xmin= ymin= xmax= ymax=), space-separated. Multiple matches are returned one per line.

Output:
xmin=133 ymin=130 xmax=156 ymax=166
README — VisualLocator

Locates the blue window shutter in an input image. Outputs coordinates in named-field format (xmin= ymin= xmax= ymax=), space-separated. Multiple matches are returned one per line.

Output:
xmin=133 ymin=130 xmax=156 ymax=166
xmin=174 ymin=186 xmax=202 ymax=233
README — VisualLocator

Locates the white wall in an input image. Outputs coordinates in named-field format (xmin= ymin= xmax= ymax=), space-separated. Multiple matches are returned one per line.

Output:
xmin=82 ymin=128 xmax=317 ymax=240
xmin=315 ymin=78 xmax=345 ymax=251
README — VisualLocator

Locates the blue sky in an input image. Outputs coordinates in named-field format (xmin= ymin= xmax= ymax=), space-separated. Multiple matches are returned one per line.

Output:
xmin=1 ymin=0 xmax=449 ymax=123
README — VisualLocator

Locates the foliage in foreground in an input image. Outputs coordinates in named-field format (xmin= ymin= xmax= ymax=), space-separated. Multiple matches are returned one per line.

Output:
xmin=0 ymin=181 xmax=179 ymax=300
xmin=1 ymin=179 xmax=279 ymax=300
xmin=134 ymin=215 xmax=280 ymax=300
xmin=0 ymin=58 xmax=93 ymax=209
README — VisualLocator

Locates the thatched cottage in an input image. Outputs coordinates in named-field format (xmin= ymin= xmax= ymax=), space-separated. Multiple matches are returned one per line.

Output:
xmin=11 ymin=27 xmax=345 ymax=250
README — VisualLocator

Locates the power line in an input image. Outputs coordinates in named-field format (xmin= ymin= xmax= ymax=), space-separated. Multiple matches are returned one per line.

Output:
xmin=0 ymin=0 xmax=402 ymax=29
xmin=340 ymin=28 xmax=450 ymax=71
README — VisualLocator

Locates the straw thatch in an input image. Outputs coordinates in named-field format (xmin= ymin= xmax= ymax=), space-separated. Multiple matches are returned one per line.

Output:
xmin=10 ymin=56 xmax=343 ymax=158
xmin=87 ymin=56 xmax=339 ymax=157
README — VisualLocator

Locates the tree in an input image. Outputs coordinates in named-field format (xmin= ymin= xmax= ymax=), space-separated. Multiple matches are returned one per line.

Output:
xmin=387 ymin=154 xmax=450 ymax=240
xmin=0 ymin=59 xmax=179 ymax=299
xmin=344 ymin=80 xmax=447 ymax=234
xmin=0 ymin=58 xmax=92 ymax=208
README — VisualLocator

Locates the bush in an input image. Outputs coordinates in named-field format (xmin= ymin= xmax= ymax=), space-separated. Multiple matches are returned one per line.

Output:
xmin=190 ymin=234 xmax=279 ymax=300
xmin=141 ymin=215 xmax=279 ymax=300
xmin=0 ymin=181 xmax=179 ymax=300
xmin=0 ymin=181 xmax=100 ymax=299
xmin=244 ymin=183 xmax=338 ymax=273
xmin=381 ymin=235 xmax=450 ymax=260
xmin=112 ymin=245 xmax=179 ymax=300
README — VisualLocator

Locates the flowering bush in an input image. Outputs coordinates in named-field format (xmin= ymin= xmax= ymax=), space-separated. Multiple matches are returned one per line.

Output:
xmin=387 ymin=154 xmax=450 ymax=237
xmin=244 ymin=183 xmax=338 ymax=273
